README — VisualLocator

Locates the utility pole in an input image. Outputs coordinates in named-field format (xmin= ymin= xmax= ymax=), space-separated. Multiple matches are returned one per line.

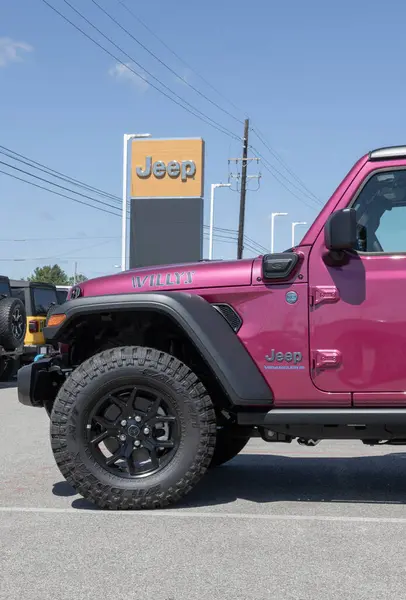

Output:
xmin=237 ymin=118 xmax=249 ymax=259
xmin=73 ymin=261 xmax=77 ymax=285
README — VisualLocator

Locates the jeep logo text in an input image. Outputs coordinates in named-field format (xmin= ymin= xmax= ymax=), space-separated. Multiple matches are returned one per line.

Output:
xmin=136 ymin=156 xmax=196 ymax=182
xmin=265 ymin=350 xmax=302 ymax=364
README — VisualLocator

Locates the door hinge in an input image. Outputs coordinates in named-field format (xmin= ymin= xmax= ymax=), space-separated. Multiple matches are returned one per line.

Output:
xmin=312 ymin=349 xmax=342 ymax=370
xmin=310 ymin=285 xmax=340 ymax=307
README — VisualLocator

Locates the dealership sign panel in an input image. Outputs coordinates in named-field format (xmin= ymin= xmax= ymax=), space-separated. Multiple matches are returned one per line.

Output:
xmin=130 ymin=138 xmax=204 ymax=198
xmin=129 ymin=138 xmax=205 ymax=269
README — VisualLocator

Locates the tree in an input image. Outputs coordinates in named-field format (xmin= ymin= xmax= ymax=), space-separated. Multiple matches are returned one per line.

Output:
xmin=28 ymin=264 xmax=69 ymax=285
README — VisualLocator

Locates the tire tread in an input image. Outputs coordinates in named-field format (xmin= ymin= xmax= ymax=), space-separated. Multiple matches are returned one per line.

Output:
xmin=50 ymin=346 xmax=216 ymax=510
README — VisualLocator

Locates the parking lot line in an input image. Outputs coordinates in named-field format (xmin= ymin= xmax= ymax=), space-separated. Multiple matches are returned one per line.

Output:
xmin=1 ymin=506 xmax=406 ymax=523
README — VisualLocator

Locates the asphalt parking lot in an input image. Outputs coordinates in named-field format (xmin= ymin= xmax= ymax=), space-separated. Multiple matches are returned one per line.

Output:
xmin=2 ymin=384 xmax=406 ymax=600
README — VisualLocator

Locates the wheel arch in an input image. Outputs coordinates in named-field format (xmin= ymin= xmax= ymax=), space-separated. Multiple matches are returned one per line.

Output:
xmin=45 ymin=292 xmax=273 ymax=408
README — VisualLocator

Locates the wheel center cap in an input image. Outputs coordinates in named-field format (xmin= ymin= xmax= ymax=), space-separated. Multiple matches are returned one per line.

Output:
xmin=127 ymin=424 xmax=140 ymax=438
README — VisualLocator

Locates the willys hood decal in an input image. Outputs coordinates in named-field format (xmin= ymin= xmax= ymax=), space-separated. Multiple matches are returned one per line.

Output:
xmin=76 ymin=259 xmax=255 ymax=297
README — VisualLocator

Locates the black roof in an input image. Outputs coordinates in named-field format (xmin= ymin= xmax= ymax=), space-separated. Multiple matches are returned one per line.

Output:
xmin=10 ymin=279 xmax=56 ymax=289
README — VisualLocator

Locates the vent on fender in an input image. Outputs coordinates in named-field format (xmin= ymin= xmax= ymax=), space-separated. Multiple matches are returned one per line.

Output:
xmin=212 ymin=303 xmax=242 ymax=332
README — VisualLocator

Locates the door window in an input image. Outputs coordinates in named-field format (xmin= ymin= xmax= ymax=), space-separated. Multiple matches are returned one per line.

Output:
xmin=353 ymin=169 xmax=406 ymax=253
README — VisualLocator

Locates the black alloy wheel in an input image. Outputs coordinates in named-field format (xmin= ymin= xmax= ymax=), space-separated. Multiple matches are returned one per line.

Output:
xmin=87 ymin=385 xmax=180 ymax=478
xmin=50 ymin=347 xmax=216 ymax=510
xmin=11 ymin=305 xmax=24 ymax=341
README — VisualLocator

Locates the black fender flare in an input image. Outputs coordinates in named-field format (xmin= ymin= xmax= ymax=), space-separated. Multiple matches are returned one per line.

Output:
xmin=45 ymin=292 xmax=273 ymax=407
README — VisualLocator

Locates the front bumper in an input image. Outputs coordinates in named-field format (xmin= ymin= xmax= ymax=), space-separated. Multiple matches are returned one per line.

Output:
xmin=17 ymin=356 xmax=65 ymax=408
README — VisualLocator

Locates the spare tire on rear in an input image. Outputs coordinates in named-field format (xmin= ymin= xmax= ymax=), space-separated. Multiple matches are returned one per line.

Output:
xmin=0 ymin=297 xmax=26 ymax=350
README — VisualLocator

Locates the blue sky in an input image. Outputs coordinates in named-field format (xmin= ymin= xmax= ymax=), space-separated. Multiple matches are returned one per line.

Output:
xmin=1 ymin=0 xmax=405 ymax=279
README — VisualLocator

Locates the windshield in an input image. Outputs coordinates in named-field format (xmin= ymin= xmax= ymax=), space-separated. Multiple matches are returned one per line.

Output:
xmin=32 ymin=287 xmax=58 ymax=316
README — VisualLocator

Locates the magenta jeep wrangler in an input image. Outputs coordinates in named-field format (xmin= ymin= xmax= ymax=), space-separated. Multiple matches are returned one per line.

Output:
xmin=17 ymin=145 xmax=406 ymax=509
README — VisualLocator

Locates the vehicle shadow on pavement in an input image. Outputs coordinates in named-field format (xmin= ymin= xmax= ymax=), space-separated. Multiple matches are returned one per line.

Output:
xmin=0 ymin=381 xmax=17 ymax=389
xmin=52 ymin=481 xmax=98 ymax=510
xmin=178 ymin=452 xmax=406 ymax=508
xmin=56 ymin=451 xmax=406 ymax=510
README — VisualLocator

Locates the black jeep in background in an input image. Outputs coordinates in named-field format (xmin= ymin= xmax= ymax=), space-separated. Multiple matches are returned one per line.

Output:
xmin=0 ymin=276 xmax=26 ymax=381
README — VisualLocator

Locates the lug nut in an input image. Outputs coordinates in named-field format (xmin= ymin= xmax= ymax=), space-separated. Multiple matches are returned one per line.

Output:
xmin=119 ymin=434 xmax=127 ymax=441
xmin=120 ymin=420 xmax=127 ymax=426
xmin=134 ymin=440 xmax=141 ymax=447
xmin=143 ymin=427 xmax=150 ymax=435
xmin=135 ymin=416 xmax=142 ymax=423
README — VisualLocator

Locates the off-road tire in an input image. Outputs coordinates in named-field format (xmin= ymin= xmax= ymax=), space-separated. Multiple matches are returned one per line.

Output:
xmin=0 ymin=297 xmax=26 ymax=350
xmin=50 ymin=346 xmax=216 ymax=510
xmin=210 ymin=427 xmax=250 ymax=467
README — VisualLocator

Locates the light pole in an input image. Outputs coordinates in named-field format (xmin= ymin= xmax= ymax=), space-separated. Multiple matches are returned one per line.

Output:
xmin=270 ymin=212 xmax=288 ymax=253
xmin=121 ymin=132 xmax=151 ymax=272
xmin=209 ymin=183 xmax=231 ymax=260
xmin=291 ymin=221 xmax=307 ymax=247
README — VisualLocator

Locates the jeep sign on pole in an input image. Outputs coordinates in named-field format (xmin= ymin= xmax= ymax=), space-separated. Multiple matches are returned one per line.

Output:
xmin=130 ymin=138 xmax=204 ymax=199
xmin=129 ymin=138 xmax=205 ymax=269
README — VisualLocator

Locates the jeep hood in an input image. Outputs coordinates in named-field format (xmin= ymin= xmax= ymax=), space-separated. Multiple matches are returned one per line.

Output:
xmin=75 ymin=259 xmax=255 ymax=297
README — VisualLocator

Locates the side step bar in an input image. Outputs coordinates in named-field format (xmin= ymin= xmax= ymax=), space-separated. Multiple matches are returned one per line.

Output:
xmin=238 ymin=409 xmax=406 ymax=426
xmin=265 ymin=409 xmax=406 ymax=425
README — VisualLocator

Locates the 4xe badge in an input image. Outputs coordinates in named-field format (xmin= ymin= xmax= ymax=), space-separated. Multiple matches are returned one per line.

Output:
xmin=264 ymin=349 xmax=305 ymax=370
xmin=132 ymin=271 xmax=194 ymax=289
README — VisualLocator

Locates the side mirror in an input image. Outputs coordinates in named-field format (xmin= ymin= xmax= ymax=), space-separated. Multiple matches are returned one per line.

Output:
xmin=324 ymin=208 xmax=357 ymax=251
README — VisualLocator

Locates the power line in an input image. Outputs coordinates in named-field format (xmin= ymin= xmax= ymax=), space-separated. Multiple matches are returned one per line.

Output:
xmin=0 ymin=163 xmax=267 ymax=249
xmin=46 ymin=239 xmax=117 ymax=260
xmin=204 ymin=225 xmax=267 ymax=253
xmin=30 ymin=4 xmax=319 ymax=245
xmin=1 ymin=148 xmax=267 ymax=253
xmin=244 ymin=236 xmax=268 ymax=253
xmin=0 ymin=144 xmax=121 ymax=204
xmin=115 ymin=0 xmax=246 ymax=118
xmin=91 ymin=0 xmax=243 ymax=125
xmin=0 ymin=144 xmax=132 ymax=216
xmin=95 ymin=6 xmax=320 ymax=206
xmin=0 ymin=168 xmax=121 ymax=217
xmin=251 ymin=126 xmax=321 ymax=203
xmin=252 ymin=145 xmax=322 ymax=207
xmin=43 ymin=0 xmax=240 ymax=141
xmin=1 ymin=151 xmax=268 ymax=253
xmin=0 ymin=233 xmax=236 ymax=260
xmin=249 ymin=146 xmax=323 ymax=211
xmin=202 ymin=224 xmax=268 ymax=254
xmin=0 ymin=159 xmax=123 ymax=213
xmin=0 ymin=208 xmax=268 ymax=250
